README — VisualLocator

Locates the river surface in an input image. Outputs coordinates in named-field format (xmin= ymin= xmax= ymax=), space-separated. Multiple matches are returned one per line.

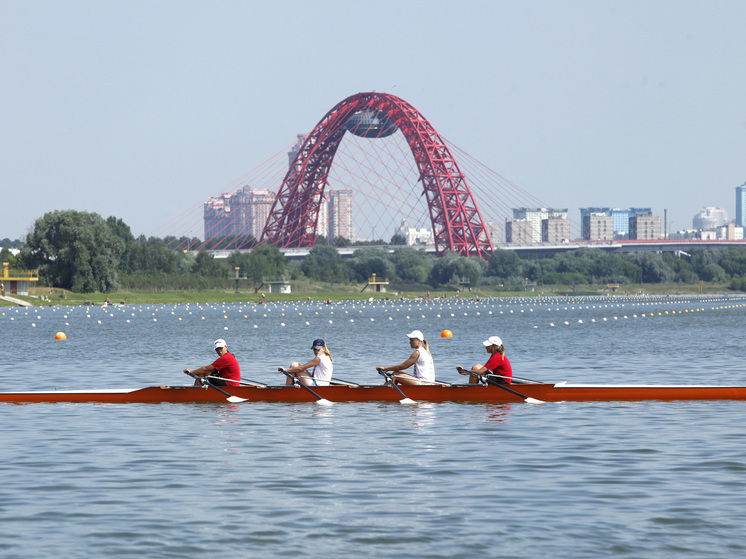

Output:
xmin=1 ymin=294 xmax=745 ymax=558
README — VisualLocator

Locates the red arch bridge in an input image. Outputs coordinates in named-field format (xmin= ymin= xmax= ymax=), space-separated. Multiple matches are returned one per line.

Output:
xmin=260 ymin=92 xmax=494 ymax=258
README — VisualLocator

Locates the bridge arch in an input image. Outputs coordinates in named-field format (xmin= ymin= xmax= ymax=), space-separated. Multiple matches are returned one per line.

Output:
xmin=260 ymin=92 xmax=493 ymax=258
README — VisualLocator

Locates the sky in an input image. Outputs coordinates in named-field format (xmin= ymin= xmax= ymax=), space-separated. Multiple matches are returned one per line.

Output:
xmin=2 ymin=0 xmax=745 ymax=241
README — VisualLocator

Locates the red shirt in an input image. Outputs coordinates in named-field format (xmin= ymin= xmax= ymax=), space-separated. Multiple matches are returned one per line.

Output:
xmin=211 ymin=352 xmax=241 ymax=387
xmin=485 ymin=352 xmax=512 ymax=384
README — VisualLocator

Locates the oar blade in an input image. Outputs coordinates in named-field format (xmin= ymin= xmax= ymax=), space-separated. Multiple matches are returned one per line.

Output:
xmin=315 ymin=398 xmax=334 ymax=406
xmin=525 ymin=397 xmax=544 ymax=404
xmin=399 ymin=397 xmax=417 ymax=405
xmin=227 ymin=395 xmax=249 ymax=403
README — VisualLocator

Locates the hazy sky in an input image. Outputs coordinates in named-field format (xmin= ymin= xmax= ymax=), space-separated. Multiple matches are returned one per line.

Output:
xmin=2 ymin=0 xmax=745 ymax=240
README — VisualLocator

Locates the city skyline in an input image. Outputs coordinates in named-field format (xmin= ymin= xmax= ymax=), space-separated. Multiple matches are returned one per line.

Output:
xmin=202 ymin=186 xmax=355 ymax=245
xmin=2 ymin=3 xmax=745 ymax=242
xmin=199 ymin=186 xmax=746 ymax=248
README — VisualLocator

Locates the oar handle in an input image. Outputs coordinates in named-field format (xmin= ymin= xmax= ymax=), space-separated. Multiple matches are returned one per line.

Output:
xmin=456 ymin=367 xmax=541 ymax=403
xmin=185 ymin=371 xmax=246 ymax=402
xmin=377 ymin=367 xmax=413 ymax=402
xmin=209 ymin=375 xmax=267 ymax=387
xmin=279 ymin=368 xmax=328 ymax=402
xmin=330 ymin=377 xmax=360 ymax=387
xmin=457 ymin=366 xmax=484 ymax=383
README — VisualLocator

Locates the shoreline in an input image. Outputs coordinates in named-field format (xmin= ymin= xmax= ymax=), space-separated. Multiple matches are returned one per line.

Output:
xmin=0 ymin=283 xmax=739 ymax=307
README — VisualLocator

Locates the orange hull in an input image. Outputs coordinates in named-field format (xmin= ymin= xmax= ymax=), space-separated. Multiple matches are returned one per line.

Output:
xmin=2 ymin=383 xmax=746 ymax=404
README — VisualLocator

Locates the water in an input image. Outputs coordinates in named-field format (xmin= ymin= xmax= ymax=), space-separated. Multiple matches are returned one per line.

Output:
xmin=1 ymin=294 xmax=745 ymax=557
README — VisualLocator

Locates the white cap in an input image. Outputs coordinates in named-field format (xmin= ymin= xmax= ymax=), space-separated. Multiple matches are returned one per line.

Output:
xmin=483 ymin=336 xmax=503 ymax=347
xmin=406 ymin=330 xmax=424 ymax=341
xmin=214 ymin=339 xmax=227 ymax=349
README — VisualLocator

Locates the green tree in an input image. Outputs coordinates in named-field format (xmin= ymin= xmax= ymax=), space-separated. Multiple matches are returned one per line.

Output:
xmin=391 ymin=247 xmax=432 ymax=283
xmin=0 ymin=247 xmax=23 ymax=268
xmin=718 ymin=247 xmax=746 ymax=277
xmin=300 ymin=244 xmax=348 ymax=282
xmin=699 ymin=263 xmax=727 ymax=282
xmin=1 ymin=238 xmax=24 ymax=249
xmin=627 ymin=252 xmax=675 ymax=283
xmin=348 ymin=248 xmax=395 ymax=282
xmin=487 ymin=249 xmax=522 ymax=280
xmin=194 ymin=250 xmax=229 ymax=278
xmin=128 ymin=236 xmax=180 ymax=274
xmin=428 ymin=252 xmax=485 ymax=287
xmin=23 ymin=210 xmax=126 ymax=292
xmin=228 ymin=244 xmax=286 ymax=282
xmin=729 ymin=276 xmax=746 ymax=292
xmin=459 ymin=256 xmax=487 ymax=287
xmin=106 ymin=216 xmax=135 ymax=270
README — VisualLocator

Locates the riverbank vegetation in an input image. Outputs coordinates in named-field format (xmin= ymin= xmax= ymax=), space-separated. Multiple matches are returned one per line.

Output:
xmin=3 ymin=210 xmax=746 ymax=304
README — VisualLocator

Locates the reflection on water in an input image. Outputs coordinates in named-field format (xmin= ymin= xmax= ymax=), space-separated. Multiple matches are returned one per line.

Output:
xmin=484 ymin=403 xmax=513 ymax=423
xmin=408 ymin=402 xmax=437 ymax=428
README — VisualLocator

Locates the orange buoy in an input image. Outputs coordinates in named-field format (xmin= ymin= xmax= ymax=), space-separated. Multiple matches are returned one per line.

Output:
xmin=441 ymin=329 xmax=453 ymax=338
xmin=55 ymin=332 xmax=67 ymax=340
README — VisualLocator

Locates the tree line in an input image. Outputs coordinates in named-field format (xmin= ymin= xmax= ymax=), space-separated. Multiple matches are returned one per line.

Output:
xmin=8 ymin=210 xmax=746 ymax=293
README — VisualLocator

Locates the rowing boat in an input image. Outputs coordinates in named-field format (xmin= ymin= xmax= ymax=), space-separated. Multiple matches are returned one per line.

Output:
xmin=2 ymin=382 xmax=746 ymax=404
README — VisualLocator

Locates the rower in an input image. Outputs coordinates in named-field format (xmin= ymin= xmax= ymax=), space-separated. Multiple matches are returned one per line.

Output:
xmin=279 ymin=338 xmax=333 ymax=387
xmin=183 ymin=339 xmax=241 ymax=387
xmin=378 ymin=330 xmax=435 ymax=386
xmin=458 ymin=335 xmax=512 ymax=385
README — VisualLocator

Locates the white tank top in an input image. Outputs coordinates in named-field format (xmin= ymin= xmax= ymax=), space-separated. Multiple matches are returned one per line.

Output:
xmin=413 ymin=348 xmax=435 ymax=382
xmin=312 ymin=354 xmax=333 ymax=386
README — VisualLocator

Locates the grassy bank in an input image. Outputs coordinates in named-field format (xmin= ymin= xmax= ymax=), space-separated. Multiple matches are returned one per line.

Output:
xmin=0 ymin=281 xmax=738 ymax=307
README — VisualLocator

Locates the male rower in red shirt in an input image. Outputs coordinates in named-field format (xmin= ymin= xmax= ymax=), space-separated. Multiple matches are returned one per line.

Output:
xmin=184 ymin=339 xmax=241 ymax=387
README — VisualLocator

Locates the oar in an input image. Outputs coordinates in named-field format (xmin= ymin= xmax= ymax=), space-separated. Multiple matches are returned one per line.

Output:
xmin=456 ymin=366 xmax=544 ymax=404
xmin=208 ymin=375 xmax=267 ymax=387
xmin=330 ymin=377 xmax=361 ymax=387
xmin=376 ymin=367 xmax=417 ymax=405
xmin=279 ymin=368 xmax=333 ymax=406
xmin=498 ymin=373 xmax=544 ymax=384
xmin=184 ymin=371 xmax=248 ymax=403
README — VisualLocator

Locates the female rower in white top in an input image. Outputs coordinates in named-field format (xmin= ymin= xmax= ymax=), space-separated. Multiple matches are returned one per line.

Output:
xmin=378 ymin=330 xmax=435 ymax=386
xmin=280 ymin=338 xmax=334 ymax=386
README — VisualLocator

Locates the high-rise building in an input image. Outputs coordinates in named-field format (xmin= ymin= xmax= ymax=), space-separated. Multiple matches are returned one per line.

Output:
xmin=583 ymin=213 xmax=614 ymax=241
xmin=485 ymin=221 xmax=502 ymax=247
xmin=203 ymin=187 xmax=276 ymax=241
xmin=629 ymin=213 xmax=662 ymax=240
xmin=736 ymin=182 xmax=746 ymax=228
xmin=692 ymin=207 xmax=728 ymax=230
xmin=313 ymin=195 xmax=327 ymax=240
xmin=203 ymin=192 xmax=247 ymax=240
xmin=505 ymin=219 xmax=535 ymax=244
xmin=541 ymin=216 xmax=571 ymax=243
xmin=246 ymin=188 xmax=275 ymax=238
xmin=580 ymin=207 xmax=652 ymax=239
xmin=329 ymin=189 xmax=354 ymax=241
xmin=512 ymin=208 xmax=568 ymax=242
